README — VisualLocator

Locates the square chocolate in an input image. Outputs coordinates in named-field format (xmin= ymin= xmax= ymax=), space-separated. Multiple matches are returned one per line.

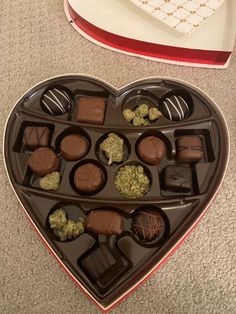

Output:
xmin=176 ymin=135 xmax=204 ymax=162
xmin=76 ymin=97 xmax=106 ymax=125
xmin=23 ymin=126 xmax=50 ymax=149
xmin=81 ymin=244 xmax=129 ymax=289
xmin=163 ymin=166 xmax=192 ymax=192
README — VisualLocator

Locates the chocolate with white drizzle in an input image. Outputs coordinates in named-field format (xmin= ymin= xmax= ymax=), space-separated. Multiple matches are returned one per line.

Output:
xmin=41 ymin=87 xmax=72 ymax=116
xmin=160 ymin=95 xmax=189 ymax=121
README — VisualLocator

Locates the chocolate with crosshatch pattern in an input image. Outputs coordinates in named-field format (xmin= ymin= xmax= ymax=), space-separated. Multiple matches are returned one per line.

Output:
xmin=4 ymin=75 xmax=229 ymax=311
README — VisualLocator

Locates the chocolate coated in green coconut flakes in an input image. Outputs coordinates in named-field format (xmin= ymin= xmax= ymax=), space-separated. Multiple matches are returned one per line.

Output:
xmin=49 ymin=209 xmax=67 ymax=230
xmin=40 ymin=171 xmax=60 ymax=190
xmin=100 ymin=133 xmax=124 ymax=165
xmin=49 ymin=208 xmax=84 ymax=241
xmin=115 ymin=165 xmax=150 ymax=199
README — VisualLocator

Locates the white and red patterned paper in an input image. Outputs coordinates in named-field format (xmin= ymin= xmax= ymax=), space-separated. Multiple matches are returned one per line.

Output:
xmin=129 ymin=0 xmax=225 ymax=34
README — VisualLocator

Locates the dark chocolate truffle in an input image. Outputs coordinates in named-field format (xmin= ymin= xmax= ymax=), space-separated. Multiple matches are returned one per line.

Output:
xmin=132 ymin=209 xmax=165 ymax=242
xmin=176 ymin=136 xmax=204 ymax=162
xmin=60 ymin=134 xmax=89 ymax=161
xmin=76 ymin=97 xmax=106 ymax=125
xmin=137 ymin=136 xmax=166 ymax=165
xmin=74 ymin=163 xmax=105 ymax=194
xmin=85 ymin=210 xmax=123 ymax=235
xmin=41 ymin=87 xmax=72 ymax=116
xmin=160 ymin=95 xmax=189 ymax=121
xmin=163 ymin=166 xmax=192 ymax=192
xmin=23 ymin=126 xmax=50 ymax=149
xmin=28 ymin=147 xmax=60 ymax=176
xmin=80 ymin=244 xmax=129 ymax=289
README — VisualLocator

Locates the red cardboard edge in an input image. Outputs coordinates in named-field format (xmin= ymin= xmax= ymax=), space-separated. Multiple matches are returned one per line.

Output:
xmin=66 ymin=1 xmax=231 ymax=67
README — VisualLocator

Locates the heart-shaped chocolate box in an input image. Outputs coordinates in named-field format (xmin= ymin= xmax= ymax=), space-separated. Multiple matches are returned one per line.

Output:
xmin=4 ymin=75 xmax=229 ymax=312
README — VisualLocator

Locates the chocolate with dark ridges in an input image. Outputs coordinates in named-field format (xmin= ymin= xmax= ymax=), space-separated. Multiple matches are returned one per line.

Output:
xmin=81 ymin=244 xmax=129 ymax=289
xmin=132 ymin=209 xmax=165 ymax=242
xmin=163 ymin=166 xmax=192 ymax=192
xmin=160 ymin=95 xmax=189 ymax=121
xmin=85 ymin=210 xmax=123 ymax=235
xmin=28 ymin=147 xmax=60 ymax=176
xmin=176 ymin=136 xmax=204 ymax=162
xmin=76 ymin=97 xmax=106 ymax=125
xmin=23 ymin=126 xmax=50 ymax=149
xmin=41 ymin=87 xmax=72 ymax=116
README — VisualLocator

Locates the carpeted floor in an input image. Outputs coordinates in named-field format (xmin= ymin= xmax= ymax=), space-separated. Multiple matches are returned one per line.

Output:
xmin=1 ymin=1 xmax=236 ymax=313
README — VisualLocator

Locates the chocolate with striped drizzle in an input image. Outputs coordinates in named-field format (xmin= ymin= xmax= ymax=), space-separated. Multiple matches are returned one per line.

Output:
xmin=41 ymin=87 xmax=72 ymax=116
xmin=160 ymin=95 xmax=189 ymax=121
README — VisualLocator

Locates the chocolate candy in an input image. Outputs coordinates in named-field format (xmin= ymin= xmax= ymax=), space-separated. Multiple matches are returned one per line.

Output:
xmin=76 ymin=97 xmax=106 ymax=125
xmin=23 ymin=126 xmax=50 ymax=149
xmin=176 ymin=136 xmax=203 ymax=162
xmin=163 ymin=166 xmax=192 ymax=192
xmin=132 ymin=209 xmax=165 ymax=242
xmin=28 ymin=147 xmax=60 ymax=176
xmin=74 ymin=163 xmax=105 ymax=194
xmin=85 ymin=210 xmax=123 ymax=235
xmin=81 ymin=244 xmax=129 ymax=289
xmin=160 ymin=95 xmax=189 ymax=121
xmin=41 ymin=87 xmax=72 ymax=116
xmin=137 ymin=136 xmax=166 ymax=165
xmin=60 ymin=134 xmax=89 ymax=161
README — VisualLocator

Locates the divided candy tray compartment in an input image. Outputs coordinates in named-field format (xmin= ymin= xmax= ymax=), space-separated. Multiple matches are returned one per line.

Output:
xmin=4 ymin=75 xmax=229 ymax=310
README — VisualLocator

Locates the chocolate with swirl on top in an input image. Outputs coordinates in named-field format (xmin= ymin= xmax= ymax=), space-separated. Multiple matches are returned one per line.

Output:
xmin=131 ymin=209 xmax=165 ymax=242
xmin=176 ymin=136 xmax=204 ymax=162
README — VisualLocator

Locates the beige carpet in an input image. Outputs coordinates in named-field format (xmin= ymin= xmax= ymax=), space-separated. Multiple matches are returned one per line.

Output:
xmin=1 ymin=1 xmax=236 ymax=313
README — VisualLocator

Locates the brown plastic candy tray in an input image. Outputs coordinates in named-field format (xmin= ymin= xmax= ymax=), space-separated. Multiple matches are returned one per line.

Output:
xmin=3 ymin=75 xmax=229 ymax=312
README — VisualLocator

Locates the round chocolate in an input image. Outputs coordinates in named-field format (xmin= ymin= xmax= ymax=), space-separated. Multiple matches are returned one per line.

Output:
xmin=137 ymin=136 xmax=166 ymax=165
xmin=41 ymin=87 xmax=72 ymax=116
xmin=28 ymin=147 xmax=60 ymax=177
xmin=60 ymin=134 xmax=89 ymax=161
xmin=132 ymin=209 xmax=165 ymax=242
xmin=159 ymin=95 xmax=189 ymax=121
xmin=74 ymin=163 xmax=105 ymax=194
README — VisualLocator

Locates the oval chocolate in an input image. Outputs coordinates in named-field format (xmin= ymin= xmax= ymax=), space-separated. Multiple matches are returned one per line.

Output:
xmin=85 ymin=210 xmax=123 ymax=235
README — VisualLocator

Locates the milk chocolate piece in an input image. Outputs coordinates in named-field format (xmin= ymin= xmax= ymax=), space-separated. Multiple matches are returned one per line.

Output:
xmin=163 ymin=166 xmax=192 ymax=192
xmin=176 ymin=136 xmax=203 ymax=162
xmin=28 ymin=147 xmax=60 ymax=176
xmin=74 ymin=163 xmax=105 ymax=194
xmin=60 ymin=134 xmax=89 ymax=161
xmin=137 ymin=136 xmax=166 ymax=165
xmin=132 ymin=209 xmax=165 ymax=242
xmin=76 ymin=97 xmax=106 ymax=125
xmin=23 ymin=126 xmax=50 ymax=149
xmin=81 ymin=244 xmax=129 ymax=289
xmin=85 ymin=210 xmax=123 ymax=235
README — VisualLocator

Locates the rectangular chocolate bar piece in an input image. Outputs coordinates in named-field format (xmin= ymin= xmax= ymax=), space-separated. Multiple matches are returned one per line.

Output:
xmin=176 ymin=135 xmax=204 ymax=162
xmin=163 ymin=166 xmax=192 ymax=192
xmin=81 ymin=244 xmax=129 ymax=290
xmin=76 ymin=97 xmax=106 ymax=125
xmin=23 ymin=126 xmax=50 ymax=149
